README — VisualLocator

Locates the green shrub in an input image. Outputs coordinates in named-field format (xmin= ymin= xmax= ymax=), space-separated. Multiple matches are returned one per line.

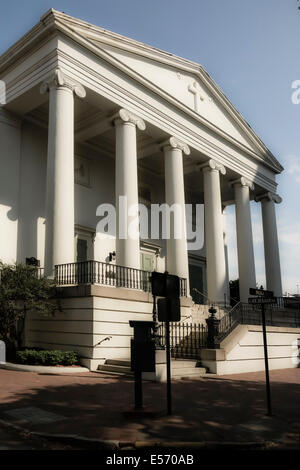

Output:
xmin=62 ymin=351 xmax=78 ymax=365
xmin=16 ymin=349 xmax=79 ymax=366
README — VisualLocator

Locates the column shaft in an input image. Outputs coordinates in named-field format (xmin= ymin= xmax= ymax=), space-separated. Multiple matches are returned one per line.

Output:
xmin=261 ymin=197 xmax=282 ymax=297
xmin=41 ymin=69 xmax=85 ymax=276
xmin=202 ymin=161 xmax=227 ymax=304
xmin=222 ymin=206 xmax=230 ymax=306
xmin=115 ymin=110 xmax=145 ymax=269
xmin=234 ymin=181 xmax=256 ymax=302
xmin=164 ymin=140 xmax=189 ymax=284
xmin=44 ymin=86 xmax=75 ymax=275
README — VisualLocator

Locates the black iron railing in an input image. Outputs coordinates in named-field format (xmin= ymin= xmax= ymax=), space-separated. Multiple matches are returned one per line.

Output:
xmin=158 ymin=322 xmax=207 ymax=359
xmin=54 ymin=260 xmax=187 ymax=296
xmin=217 ymin=301 xmax=241 ymax=342
xmin=272 ymin=296 xmax=300 ymax=311
xmin=217 ymin=300 xmax=300 ymax=343
xmin=35 ymin=267 xmax=44 ymax=279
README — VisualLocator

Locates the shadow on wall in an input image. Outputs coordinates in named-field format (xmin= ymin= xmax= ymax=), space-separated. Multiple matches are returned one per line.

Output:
xmin=15 ymin=123 xmax=47 ymax=264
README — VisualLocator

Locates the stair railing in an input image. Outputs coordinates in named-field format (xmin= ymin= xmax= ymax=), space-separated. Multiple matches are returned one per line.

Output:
xmin=216 ymin=301 xmax=242 ymax=343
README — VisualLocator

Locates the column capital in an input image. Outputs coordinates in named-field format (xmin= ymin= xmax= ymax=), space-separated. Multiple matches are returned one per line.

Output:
xmin=161 ymin=136 xmax=190 ymax=155
xmin=113 ymin=108 xmax=146 ymax=130
xmin=198 ymin=159 xmax=226 ymax=175
xmin=40 ymin=68 xmax=86 ymax=98
xmin=230 ymin=176 xmax=254 ymax=190
xmin=255 ymin=192 xmax=282 ymax=204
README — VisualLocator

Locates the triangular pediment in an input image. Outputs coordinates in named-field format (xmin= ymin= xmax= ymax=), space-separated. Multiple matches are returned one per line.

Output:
xmin=92 ymin=44 xmax=259 ymax=150
xmin=6 ymin=9 xmax=283 ymax=172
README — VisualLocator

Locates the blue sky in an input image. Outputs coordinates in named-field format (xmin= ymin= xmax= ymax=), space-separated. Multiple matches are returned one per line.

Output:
xmin=0 ymin=0 xmax=299 ymax=294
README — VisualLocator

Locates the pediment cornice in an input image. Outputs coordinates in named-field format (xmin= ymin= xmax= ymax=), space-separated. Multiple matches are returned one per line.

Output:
xmin=0 ymin=9 xmax=283 ymax=174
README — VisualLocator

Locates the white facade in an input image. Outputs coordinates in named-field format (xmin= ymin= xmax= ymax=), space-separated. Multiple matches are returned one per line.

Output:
xmin=0 ymin=9 xmax=284 ymax=305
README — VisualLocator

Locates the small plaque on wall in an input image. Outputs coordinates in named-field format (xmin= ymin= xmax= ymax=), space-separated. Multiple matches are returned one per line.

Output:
xmin=75 ymin=155 xmax=90 ymax=187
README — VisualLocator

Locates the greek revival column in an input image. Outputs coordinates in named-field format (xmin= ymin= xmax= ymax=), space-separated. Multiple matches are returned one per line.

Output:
xmin=114 ymin=109 xmax=145 ymax=269
xmin=222 ymin=205 xmax=230 ymax=306
xmin=231 ymin=177 xmax=256 ymax=303
xmin=162 ymin=137 xmax=190 ymax=286
xmin=40 ymin=69 xmax=86 ymax=276
xmin=256 ymin=192 xmax=283 ymax=297
xmin=199 ymin=159 xmax=227 ymax=304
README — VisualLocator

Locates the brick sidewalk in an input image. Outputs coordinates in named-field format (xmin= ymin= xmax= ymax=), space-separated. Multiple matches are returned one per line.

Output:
xmin=0 ymin=368 xmax=299 ymax=448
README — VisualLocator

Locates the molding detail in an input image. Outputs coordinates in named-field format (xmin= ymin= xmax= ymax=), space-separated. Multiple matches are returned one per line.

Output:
xmin=161 ymin=136 xmax=190 ymax=155
xmin=114 ymin=108 xmax=146 ymax=130
xmin=197 ymin=159 xmax=226 ymax=175
xmin=0 ymin=108 xmax=21 ymax=128
xmin=230 ymin=176 xmax=254 ymax=190
xmin=40 ymin=68 xmax=86 ymax=98
xmin=0 ymin=9 xmax=283 ymax=175
xmin=255 ymin=192 xmax=282 ymax=204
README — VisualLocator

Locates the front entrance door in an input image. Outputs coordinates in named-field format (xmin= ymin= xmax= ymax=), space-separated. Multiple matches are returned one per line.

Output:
xmin=140 ymin=251 xmax=156 ymax=291
xmin=75 ymin=228 xmax=94 ymax=283
xmin=140 ymin=252 xmax=155 ymax=272
xmin=189 ymin=264 xmax=204 ymax=304
xmin=77 ymin=238 xmax=88 ymax=262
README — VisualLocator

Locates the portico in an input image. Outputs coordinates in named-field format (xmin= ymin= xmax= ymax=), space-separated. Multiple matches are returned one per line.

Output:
xmin=0 ymin=9 xmax=284 ymax=310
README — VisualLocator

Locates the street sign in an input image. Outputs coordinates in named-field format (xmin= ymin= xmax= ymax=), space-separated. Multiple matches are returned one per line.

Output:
xmin=151 ymin=272 xmax=180 ymax=298
xmin=249 ymin=288 xmax=274 ymax=298
xmin=248 ymin=297 xmax=277 ymax=305
xmin=166 ymin=274 xmax=180 ymax=298
xmin=157 ymin=297 xmax=181 ymax=322
xmin=151 ymin=272 xmax=166 ymax=297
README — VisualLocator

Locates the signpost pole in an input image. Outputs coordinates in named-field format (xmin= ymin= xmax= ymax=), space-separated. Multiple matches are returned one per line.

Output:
xmin=261 ymin=303 xmax=272 ymax=416
xmin=134 ymin=370 xmax=143 ymax=410
xmin=165 ymin=319 xmax=172 ymax=415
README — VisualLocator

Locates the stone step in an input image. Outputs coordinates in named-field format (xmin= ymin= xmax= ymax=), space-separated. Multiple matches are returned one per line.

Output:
xmin=172 ymin=367 xmax=207 ymax=378
xmin=172 ymin=348 xmax=202 ymax=356
xmin=98 ymin=363 xmax=133 ymax=375
xmin=171 ymin=360 xmax=201 ymax=369
xmin=106 ymin=358 xmax=131 ymax=367
xmin=97 ymin=358 xmax=208 ymax=378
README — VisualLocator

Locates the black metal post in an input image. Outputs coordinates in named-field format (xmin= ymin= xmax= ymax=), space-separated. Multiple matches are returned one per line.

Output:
xmin=165 ymin=320 xmax=172 ymax=415
xmin=152 ymin=294 xmax=159 ymax=348
xmin=134 ymin=370 xmax=143 ymax=410
xmin=261 ymin=303 xmax=272 ymax=416
xmin=206 ymin=306 xmax=220 ymax=348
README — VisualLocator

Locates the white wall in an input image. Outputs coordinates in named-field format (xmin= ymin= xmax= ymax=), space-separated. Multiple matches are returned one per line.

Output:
xmin=201 ymin=324 xmax=300 ymax=375
xmin=25 ymin=285 xmax=193 ymax=370
xmin=0 ymin=111 xmax=21 ymax=263
xmin=17 ymin=121 xmax=47 ymax=264
xmin=0 ymin=117 xmax=207 ymax=295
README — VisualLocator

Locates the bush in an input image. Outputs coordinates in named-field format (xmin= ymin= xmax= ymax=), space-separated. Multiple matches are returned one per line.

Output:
xmin=16 ymin=349 xmax=78 ymax=366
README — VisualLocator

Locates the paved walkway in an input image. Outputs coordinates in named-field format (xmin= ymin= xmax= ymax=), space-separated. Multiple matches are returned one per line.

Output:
xmin=0 ymin=425 xmax=32 ymax=450
xmin=0 ymin=368 xmax=300 ymax=448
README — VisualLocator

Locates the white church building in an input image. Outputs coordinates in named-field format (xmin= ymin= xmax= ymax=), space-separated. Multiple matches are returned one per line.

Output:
xmin=1 ymin=10 xmax=299 ymax=375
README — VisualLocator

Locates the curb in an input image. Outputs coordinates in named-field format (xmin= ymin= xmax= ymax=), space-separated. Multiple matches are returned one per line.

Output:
xmin=0 ymin=419 xmax=119 ymax=450
xmin=0 ymin=362 xmax=90 ymax=374
xmin=0 ymin=419 xmax=285 ymax=451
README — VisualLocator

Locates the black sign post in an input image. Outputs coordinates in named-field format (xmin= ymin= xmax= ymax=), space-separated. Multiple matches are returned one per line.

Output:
xmin=129 ymin=321 xmax=156 ymax=410
xmin=249 ymin=288 xmax=275 ymax=416
xmin=165 ymin=317 xmax=172 ymax=416
xmin=152 ymin=271 xmax=181 ymax=416
xmin=261 ymin=301 xmax=272 ymax=417
xmin=157 ymin=296 xmax=180 ymax=416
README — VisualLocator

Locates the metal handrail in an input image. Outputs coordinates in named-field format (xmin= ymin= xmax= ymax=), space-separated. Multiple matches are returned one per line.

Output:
xmin=192 ymin=287 xmax=212 ymax=305
xmin=158 ymin=321 xmax=208 ymax=359
xmin=227 ymin=300 xmax=242 ymax=316
xmin=54 ymin=260 xmax=188 ymax=296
